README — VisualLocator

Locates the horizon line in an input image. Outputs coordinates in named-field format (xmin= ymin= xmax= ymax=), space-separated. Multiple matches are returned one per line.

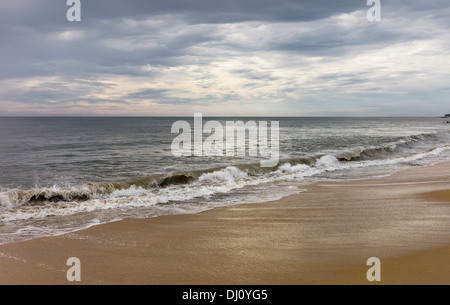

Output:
xmin=0 ymin=115 xmax=447 ymax=118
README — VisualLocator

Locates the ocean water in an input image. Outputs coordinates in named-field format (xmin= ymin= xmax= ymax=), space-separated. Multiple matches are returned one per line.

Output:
xmin=1 ymin=117 xmax=449 ymax=244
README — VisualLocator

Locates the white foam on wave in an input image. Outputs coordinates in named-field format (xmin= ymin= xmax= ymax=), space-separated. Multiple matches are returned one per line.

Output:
xmin=316 ymin=155 xmax=341 ymax=169
xmin=348 ymin=146 xmax=450 ymax=169
xmin=0 ymin=183 xmax=116 ymax=210
xmin=198 ymin=166 xmax=249 ymax=184
xmin=1 ymin=145 xmax=450 ymax=231
xmin=276 ymin=163 xmax=311 ymax=173
xmin=0 ymin=193 xmax=13 ymax=210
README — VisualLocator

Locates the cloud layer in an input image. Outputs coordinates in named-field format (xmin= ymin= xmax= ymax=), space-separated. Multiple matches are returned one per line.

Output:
xmin=1 ymin=0 xmax=449 ymax=116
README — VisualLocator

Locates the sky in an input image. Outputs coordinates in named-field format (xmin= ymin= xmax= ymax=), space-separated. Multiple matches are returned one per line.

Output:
xmin=0 ymin=0 xmax=449 ymax=116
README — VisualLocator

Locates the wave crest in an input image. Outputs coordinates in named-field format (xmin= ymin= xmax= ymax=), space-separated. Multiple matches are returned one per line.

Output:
xmin=1 ymin=131 xmax=449 ymax=212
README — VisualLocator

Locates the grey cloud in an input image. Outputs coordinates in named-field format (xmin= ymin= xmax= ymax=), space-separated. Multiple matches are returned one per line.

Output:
xmin=127 ymin=88 xmax=243 ymax=105
xmin=79 ymin=0 xmax=363 ymax=24
xmin=3 ymin=0 xmax=447 ymax=81
xmin=1 ymin=0 xmax=450 ymax=115
xmin=0 ymin=0 xmax=361 ymax=30
xmin=231 ymin=69 xmax=278 ymax=81
xmin=127 ymin=88 xmax=170 ymax=100
xmin=127 ymin=88 xmax=199 ymax=105
xmin=2 ymin=79 xmax=121 ymax=108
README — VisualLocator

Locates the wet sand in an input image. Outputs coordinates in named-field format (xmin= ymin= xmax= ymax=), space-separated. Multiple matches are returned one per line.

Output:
xmin=0 ymin=162 xmax=449 ymax=285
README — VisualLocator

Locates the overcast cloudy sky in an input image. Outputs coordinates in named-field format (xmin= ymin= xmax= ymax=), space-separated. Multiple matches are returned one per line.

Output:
xmin=0 ymin=0 xmax=449 ymax=116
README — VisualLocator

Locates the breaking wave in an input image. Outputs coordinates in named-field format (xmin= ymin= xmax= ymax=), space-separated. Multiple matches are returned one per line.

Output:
xmin=0 ymin=128 xmax=449 ymax=245
xmin=1 ymin=130 xmax=449 ymax=217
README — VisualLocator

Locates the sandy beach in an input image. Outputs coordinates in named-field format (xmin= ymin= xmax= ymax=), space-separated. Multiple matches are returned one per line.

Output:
xmin=0 ymin=162 xmax=449 ymax=285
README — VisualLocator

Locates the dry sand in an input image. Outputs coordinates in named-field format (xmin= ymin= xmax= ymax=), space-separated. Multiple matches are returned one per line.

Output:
xmin=0 ymin=162 xmax=449 ymax=285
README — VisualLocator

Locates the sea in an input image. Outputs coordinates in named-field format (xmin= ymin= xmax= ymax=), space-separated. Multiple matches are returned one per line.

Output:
xmin=1 ymin=117 xmax=449 ymax=244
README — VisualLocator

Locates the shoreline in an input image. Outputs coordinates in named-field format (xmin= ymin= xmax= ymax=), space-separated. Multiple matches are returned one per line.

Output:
xmin=0 ymin=162 xmax=449 ymax=285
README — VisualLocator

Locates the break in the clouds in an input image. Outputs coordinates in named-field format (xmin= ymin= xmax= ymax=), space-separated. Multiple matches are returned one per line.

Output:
xmin=0 ymin=0 xmax=449 ymax=116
